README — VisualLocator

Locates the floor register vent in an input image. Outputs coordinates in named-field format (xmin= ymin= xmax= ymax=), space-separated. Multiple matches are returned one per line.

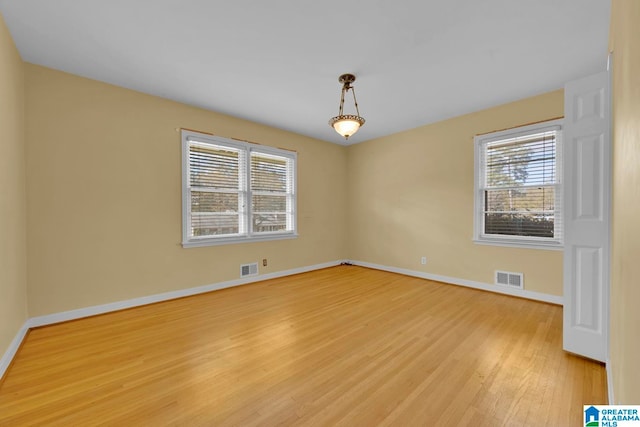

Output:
xmin=495 ymin=270 xmax=524 ymax=289
xmin=240 ymin=262 xmax=259 ymax=278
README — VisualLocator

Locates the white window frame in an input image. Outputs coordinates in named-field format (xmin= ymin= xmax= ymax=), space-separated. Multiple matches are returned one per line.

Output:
xmin=473 ymin=119 xmax=563 ymax=250
xmin=182 ymin=130 xmax=297 ymax=248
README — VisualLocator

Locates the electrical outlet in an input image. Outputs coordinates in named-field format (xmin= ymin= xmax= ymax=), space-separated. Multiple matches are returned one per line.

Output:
xmin=263 ymin=258 xmax=268 ymax=267
xmin=421 ymin=256 xmax=427 ymax=265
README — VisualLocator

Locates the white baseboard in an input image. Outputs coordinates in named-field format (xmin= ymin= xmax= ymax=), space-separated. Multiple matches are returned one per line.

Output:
xmin=0 ymin=260 xmax=342 ymax=380
xmin=28 ymin=260 xmax=343 ymax=328
xmin=0 ymin=322 xmax=30 ymax=381
xmin=606 ymin=360 xmax=615 ymax=404
xmin=347 ymin=260 xmax=564 ymax=305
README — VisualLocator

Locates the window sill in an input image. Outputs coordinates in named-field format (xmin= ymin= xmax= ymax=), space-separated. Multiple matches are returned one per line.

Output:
xmin=183 ymin=232 xmax=298 ymax=248
xmin=473 ymin=237 xmax=563 ymax=251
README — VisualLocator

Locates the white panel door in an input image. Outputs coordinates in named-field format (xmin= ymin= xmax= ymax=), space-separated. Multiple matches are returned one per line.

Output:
xmin=563 ymin=71 xmax=610 ymax=362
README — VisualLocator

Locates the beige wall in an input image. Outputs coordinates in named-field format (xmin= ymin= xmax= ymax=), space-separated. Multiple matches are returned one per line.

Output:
xmin=347 ymin=91 xmax=564 ymax=296
xmin=25 ymin=64 xmax=348 ymax=317
xmin=0 ymin=14 xmax=27 ymax=357
xmin=609 ymin=0 xmax=640 ymax=404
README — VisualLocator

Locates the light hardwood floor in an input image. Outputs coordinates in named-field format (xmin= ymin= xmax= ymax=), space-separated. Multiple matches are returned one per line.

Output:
xmin=0 ymin=266 xmax=607 ymax=426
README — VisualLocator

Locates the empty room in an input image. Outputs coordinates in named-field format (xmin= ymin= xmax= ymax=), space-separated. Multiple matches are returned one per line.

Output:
xmin=0 ymin=0 xmax=638 ymax=425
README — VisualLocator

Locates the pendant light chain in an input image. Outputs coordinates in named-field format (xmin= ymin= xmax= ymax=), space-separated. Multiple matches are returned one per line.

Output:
xmin=351 ymin=86 xmax=361 ymax=118
xmin=338 ymin=85 xmax=346 ymax=116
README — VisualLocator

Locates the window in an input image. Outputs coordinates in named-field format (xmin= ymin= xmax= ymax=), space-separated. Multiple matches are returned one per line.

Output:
xmin=182 ymin=130 xmax=296 ymax=247
xmin=473 ymin=120 xmax=563 ymax=249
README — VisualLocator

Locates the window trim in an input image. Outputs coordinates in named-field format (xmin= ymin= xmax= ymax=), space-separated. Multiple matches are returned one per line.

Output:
xmin=473 ymin=119 xmax=563 ymax=251
xmin=181 ymin=130 xmax=297 ymax=248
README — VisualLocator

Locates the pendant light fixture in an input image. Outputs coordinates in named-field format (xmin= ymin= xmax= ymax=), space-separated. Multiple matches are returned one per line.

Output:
xmin=329 ymin=73 xmax=365 ymax=140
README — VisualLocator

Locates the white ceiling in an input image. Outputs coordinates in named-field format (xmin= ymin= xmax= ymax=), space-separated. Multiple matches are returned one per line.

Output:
xmin=0 ymin=0 xmax=610 ymax=145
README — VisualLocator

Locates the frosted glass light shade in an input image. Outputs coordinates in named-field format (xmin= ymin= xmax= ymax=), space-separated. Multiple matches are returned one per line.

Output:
xmin=329 ymin=115 xmax=365 ymax=140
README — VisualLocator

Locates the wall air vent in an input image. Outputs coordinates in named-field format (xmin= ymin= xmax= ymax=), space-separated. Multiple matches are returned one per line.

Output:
xmin=240 ymin=262 xmax=258 ymax=278
xmin=495 ymin=270 xmax=524 ymax=289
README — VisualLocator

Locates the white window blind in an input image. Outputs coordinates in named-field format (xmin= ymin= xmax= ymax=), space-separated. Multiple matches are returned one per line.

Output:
xmin=474 ymin=120 xmax=563 ymax=249
xmin=250 ymin=151 xmax=295 ymax=234
xmin=182 ymin=131 xmax=296 ymax=247
xmin=189 ymin=142 xmax=246 ymax=237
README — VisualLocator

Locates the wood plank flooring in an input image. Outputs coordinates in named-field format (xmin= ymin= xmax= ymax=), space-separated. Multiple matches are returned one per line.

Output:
xmin=0 ymin=266 xmax=607 ymax=426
